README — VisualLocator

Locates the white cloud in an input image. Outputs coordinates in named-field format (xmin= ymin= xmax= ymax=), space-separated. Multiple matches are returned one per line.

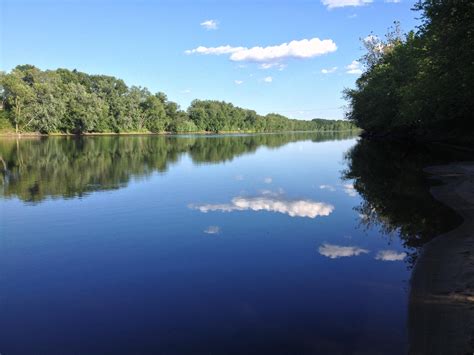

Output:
xmin=348 ymin=13 xmax=358 ymax=18
xmin=185 ymin=38 xmax=337 ymax=63
xmin=259 ymin=63 xmax=287 ymax=71
xmin=259 ymin=188 xmax=285 ymax=196
xmin=346 ymin=60 xmax=363 ymax=74
xmin=375 ymin=250 xmax=407 ymax=261
xmin=319 ymin=184 xmax=336 ymax=191
xmin=343 ymin=183 xmax=357 ymax=197
xmin=321 ymin=66 xmax=338 ymax=74
xmin=231 ymin=38 xmax=337 ymax=62
xmin=180 ymin=89 xmax=191 ymax=94
xmin=385 ymin=0 xmax=400 ymax=3
xmin=204 ymin=226 xmax=220 ymax=234
xmin=319 ymin=243 xmax=369 ymax=259
xmin=322 ymin=0 xmax=372 ymax=9
xmin=200 ymin=19 xmax=218 ymax=30
xmin=234 ymin=80 xmax=244 ymax=85
xmin=263 ymin=76 xmax=273 ymax=83
xmin=189 ymin=192 xmax=334 ymax=219
xmin=185 ymin=45 xmax=244 ymax=56
xmin=263 ymin=177 xmax=273 ymax=184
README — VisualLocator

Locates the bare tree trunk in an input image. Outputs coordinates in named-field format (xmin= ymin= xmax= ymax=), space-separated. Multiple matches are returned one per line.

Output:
xmin=15 ymin=97 xmax=20 ymax=134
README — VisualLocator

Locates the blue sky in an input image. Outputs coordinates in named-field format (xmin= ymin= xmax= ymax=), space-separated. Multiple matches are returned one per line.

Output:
xmin=1 ymin=0 xmax=418 ymax=119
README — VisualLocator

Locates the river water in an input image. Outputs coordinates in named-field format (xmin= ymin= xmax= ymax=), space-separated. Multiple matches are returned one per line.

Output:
xmin=0 ymin=132 xmax=462 ymax=354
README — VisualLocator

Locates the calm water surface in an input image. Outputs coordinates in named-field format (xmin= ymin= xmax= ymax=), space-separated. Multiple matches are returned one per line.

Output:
xmin=0 ymin=133 xmax=459 ymax=354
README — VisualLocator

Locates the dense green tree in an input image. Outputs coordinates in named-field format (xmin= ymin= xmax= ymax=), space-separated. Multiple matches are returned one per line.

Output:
xmin=63 ymin=82 xmax=109 ymax=133
xmin=344 ymin=0 xmax=474 ymax=137
xmin=142 ymin=94 xmax=167 ymax=132
xmin=0 ymin=69 xmax=35 ymax=133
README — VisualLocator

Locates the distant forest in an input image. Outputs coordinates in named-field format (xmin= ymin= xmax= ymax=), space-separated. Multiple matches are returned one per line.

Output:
xmin=0 ymin=66 xmax=356 ymax=134
xmin=344 ymin=0 xmax=473 ymax=138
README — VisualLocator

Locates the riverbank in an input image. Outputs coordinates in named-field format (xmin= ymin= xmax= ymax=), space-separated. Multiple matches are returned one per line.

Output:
xmin=360 ymin=127 xmax=474 ymax=149
xmin=409 ymin=162 xmax=474 ymax=354
xmin=0 ymin=129 xmax=360 ymax=138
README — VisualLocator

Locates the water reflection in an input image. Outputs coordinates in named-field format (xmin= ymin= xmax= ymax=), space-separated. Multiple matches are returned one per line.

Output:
xmin=189 ymin=190 xmax=334 ymax=218
xmin=344 ymin=138 xmax=473 ymax=353
xmin=343 ymin=138 xmax=464 ymax=266
xmin=0 ymin=131 xmax=355 ymax=203
xmin=318 ymin=243 xmax=369 ymax=259
xmin=4 ymin=132 xmax=469 ymax=353
xmin=203 ymin=226 xmax=220 ymax=234
xmin=374 ymin=250 xmax=407 ymax=262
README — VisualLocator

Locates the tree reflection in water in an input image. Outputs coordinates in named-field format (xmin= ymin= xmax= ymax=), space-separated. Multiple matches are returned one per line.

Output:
xmin=344 ymin=138 xmax=474 ymax=354
xmin=343 ymin=138 xmax=465 ymax=266
xmin=0 ymin=131 xmax=354 ymax=203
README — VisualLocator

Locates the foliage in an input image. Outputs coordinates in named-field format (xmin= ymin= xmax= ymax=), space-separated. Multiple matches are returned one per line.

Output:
xmin=344 ymin=0 xmax=474 ymax=135
xmin=187 ymin=99 xmax=357 ymax=133
xmin=0 ymin=66 xmax=357 ymax=134
xmin=0 ymin=110 xmax=14 ymax=132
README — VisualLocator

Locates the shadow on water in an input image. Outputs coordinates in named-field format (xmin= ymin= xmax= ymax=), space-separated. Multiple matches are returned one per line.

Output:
xmin=344 ymin=138 xmax=474 ymax=354
xmin=0 ymin=131 xmax=355 ymax=203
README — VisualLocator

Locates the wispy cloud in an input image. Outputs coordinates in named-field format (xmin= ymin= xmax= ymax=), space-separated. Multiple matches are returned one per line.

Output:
xmin=259 ymin=63 xmax=287 ymax=71
xmin=321 ymin=66 xmax=338 ymax=74
xmin=263 ymin=76 xmax=273 ymax=83
xmin=319 ymin=184 xmax=336 ymax=191
xmin=180 ymin=89 xmax=192 ymax=94
xmin=204 ymin=225 xmax=220 ymax=234
xmin=346 ymin=60 xmax=363 ymax=74
xmin=185 ymin=38 xmax=337 ymax=63
xmin=189 ymin=191 xmax=334 ymax=219
xmin=263 ymin=177 xmax=273 ymax=184
xmin=200 ymin=19 xmax=218 ymax=30
xmin=322 ymin=0 xmax=372 ymax=9
xmin=185 ymin=45 xmax=244 ymax=56
xmin=234 ymin=80 xmax=244 ymax=85
xmin=319 ymin=243 xmax=369 ymax=259
xmin=375 ymin=250 xmax=406 ymax=261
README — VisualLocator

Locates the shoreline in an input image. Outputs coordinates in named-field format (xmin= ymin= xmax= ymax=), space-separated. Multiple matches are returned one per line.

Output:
xmin=0 ymin=129 xmax=360 ymax=138
xmin=360 ymin=130 xmax=474 ymax=151
xmin=409 ymin=162 xmax=474 ymax=354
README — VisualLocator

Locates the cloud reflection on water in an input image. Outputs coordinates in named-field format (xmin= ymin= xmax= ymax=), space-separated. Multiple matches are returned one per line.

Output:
xmin=189 ymin=191 xmax=334 ymax=218
xmin=204 ymin=226 xmax=220 ymax=234
xmin=318 ymin=243 xmax=369 ymax=259
xmin=375 ymin=250 xmax=406 ymax=261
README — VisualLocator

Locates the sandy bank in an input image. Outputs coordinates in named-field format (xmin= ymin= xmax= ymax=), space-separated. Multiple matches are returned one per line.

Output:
xmin=409 ymin=162 xmax=474 ymax=354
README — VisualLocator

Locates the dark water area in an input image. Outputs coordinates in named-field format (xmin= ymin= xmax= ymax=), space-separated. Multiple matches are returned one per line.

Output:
xmin=0 ymin=132 xmax=466 ymax=354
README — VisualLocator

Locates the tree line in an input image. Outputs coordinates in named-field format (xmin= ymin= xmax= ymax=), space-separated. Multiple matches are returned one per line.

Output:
xmin=344 ymin=0 xmax=473 ymax=138
xmin=0 ymin=65 xmax=357 ymax=134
